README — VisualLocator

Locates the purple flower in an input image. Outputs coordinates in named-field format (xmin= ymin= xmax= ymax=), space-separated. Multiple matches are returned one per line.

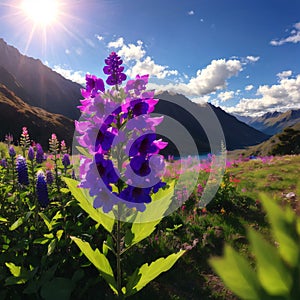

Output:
xmin=128 ymin=133 xmax=158 ymax=157
xmin=81 ymin=74 xmax=105 ymax=98
xmin=62 ymin=153 xmax=71 ymax=167
xmin=103 ymin=52 xmax=127 ymax=86
xmin=0 ymin=158 xmax=8 ymax=168
xmin=130 ymin=155 xmax=151 ymax=177
xmin=36 ymin=143 xmax=44 ymax=164
xmin=9 ymin=146 xmax=16 ymax=158
xmin=120 ymin=186 xmax=151 ymax=206
xmin=16 ymin=156 xmax=29 ymax=185
xmin=36 ymin=170 xmax=49 ymax=208
xmin=46 ymin=170 xmax=54 ymax=185
xmin=28 ymin=146 xmax=35 ymax=161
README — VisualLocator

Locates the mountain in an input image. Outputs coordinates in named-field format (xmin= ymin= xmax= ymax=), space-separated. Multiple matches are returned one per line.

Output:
xmin=228 ymin=121 xmax=300 ymax=157
xmin=0 ymin=84 xmax=74 ymax=148
xmin=236 ymin=110 xmax=300 ymax=135
xmin=154 ymin=91 xmax=269 ymax=155
xmin=0 ymin=38 xmax=82 ymax=120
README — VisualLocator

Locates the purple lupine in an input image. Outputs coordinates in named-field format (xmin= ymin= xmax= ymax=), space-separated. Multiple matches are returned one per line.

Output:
xmin=0 ymin=158 xmax=8 ymax=168
xmin=81 ymin=74 xmax=105 ymax=98
xmin=16 ymin=156 xmax=29 ymax=185
xmin=36 ymin=170 xmax=49 ymax=208
xmin=35 ymin=143 xmax=44 ymax=164
xmin=62 ymin=153 xmax=70 ymax=168
xmin=9 ymin=146 xmax=16 ymax=158
xmin=76 ymin=53 xmax=167 ymax=212
xmin=45 ymin=170 xmax=54 ymax=185
xmin=103 ymin=52 xmax=127 ymax=86
xmin=28 ymin=146 xmax=35 ymax=161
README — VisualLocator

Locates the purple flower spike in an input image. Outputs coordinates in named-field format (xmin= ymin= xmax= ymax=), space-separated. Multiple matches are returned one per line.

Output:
xmin=62 ymin=153 xmax=71 ymax=167
xmin=46 ymin=170 xmax=54 ymax=185
xmin=103 ymin=52 xmax=127 ymax=86
xmin=36 ymin=143 xmax=44 ymax=164
xmin=16 ymin=156 xmax=29 ymax=185
xmin=36 ymin=170 xmax=49 ymax=208
xmin=9 ymin=146 xmax=16 ymax=158
xmin=28 ymin=146 xmax=35 ymax=161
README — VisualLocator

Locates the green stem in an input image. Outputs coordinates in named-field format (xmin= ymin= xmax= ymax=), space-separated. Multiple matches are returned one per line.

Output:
xmin=116 ymin=218 xmax=122 ymax=298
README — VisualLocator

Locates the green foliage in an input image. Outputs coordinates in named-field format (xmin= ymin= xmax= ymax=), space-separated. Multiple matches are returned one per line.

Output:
xmin=271 ymin=127 xmax=300 ymax=155
xmin=210 ymin=193 xmax=300 ymax=299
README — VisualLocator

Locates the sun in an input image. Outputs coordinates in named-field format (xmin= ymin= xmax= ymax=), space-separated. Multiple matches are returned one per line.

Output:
xmin=21 ymin=0 xmax=59 ymax=26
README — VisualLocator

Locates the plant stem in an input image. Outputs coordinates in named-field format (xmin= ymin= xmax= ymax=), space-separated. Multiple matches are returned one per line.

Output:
xmin=116 ymin=218 xmax=122 ymax=298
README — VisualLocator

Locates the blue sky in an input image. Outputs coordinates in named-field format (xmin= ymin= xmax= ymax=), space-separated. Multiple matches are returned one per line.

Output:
xmin=0 ymin=0 xmax=300 ymax=116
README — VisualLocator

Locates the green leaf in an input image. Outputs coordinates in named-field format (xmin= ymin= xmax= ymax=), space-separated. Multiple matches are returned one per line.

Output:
xmin=60 ymin=188 xmax=70 ymax=194
xmin=40 ymin=277 xmax=75 ymax=300
xmin=260 ymin=194 xmax=299 ymax=267
xmin=209 ymin=245 xmax=262 ymax=300
xmin=47 ymin=239 xmax=57 ymax=256
xmin=124 ymin=250 xmax=186 ymax=297
xmin=248 ymin=228 xmax=292 ymax=296
xmin=5 ymin=262 xmax=21 ymax=277
xmin=56 ymin=230 xmax=64 ymax=241
xmin=9 ymin=212 xmax=33 ymax=231
xmin=70 ymin=236 xmax=117 ymax=295
xmin=39 ymin=212 xmax=52 ymax=231
xmin=76 ymin=146 xmax=92 ymax=158
xmin=0 ymin=217 xmax=8 ymax=223
xmin=63 ymin=178 xmax=115 ymax=233
xmin=33 ymin=237 xmax=50 ymax=245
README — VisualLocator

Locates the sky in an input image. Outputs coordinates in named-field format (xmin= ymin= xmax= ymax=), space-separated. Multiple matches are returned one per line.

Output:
xmin=0 ymin=0 xmax=300 ymax=117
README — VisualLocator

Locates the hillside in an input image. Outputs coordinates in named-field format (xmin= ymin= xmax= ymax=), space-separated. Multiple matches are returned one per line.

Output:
xmin=228 ymin=121 xmax=300 ymax=158
xmin=0 ymin=84 xmax=74 ymax=148
xmin=0 ymin=38 xmax=82 ymax=120
xmin=154 ymin=91 xmax=269 ymax=155
xmin=237 ymin=109 xmax=300 ymax=135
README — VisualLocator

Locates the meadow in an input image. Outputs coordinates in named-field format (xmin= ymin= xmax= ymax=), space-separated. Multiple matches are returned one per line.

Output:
xmin=0 ymin=131 xmax=299 ymax=300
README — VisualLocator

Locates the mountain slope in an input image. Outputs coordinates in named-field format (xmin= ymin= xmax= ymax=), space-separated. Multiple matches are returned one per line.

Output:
xmin=154 ymin=91 xmax=269 ymax=155
xmin=0 ymin=38 xmax=82 ymax=119
xmin=229 ymin=121 xmax=300 ymax=157
xmin=0 ymin=84 xmax=74 ymax=148
xmin=238 ymin=110 xmax=300 ymax=135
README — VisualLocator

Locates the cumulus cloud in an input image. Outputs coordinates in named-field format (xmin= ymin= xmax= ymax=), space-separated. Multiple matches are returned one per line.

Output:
xmin=270 ymin=21 xmax=300 ymax=46
xmin=117 ymin=40 xmax=145 ymax=62
xmin=245 ymin=84 xmax=254 ymax=91
xmin=246 ymin=56 xmax=260 ymax=63
xmin=148 ymin=58 xmax=243 ymax=96
xmin=218 ymin=91 xmax=235 ymax=102
xmin=53 ymin=65 xmax=86 ymax=86
xmin=277 ymin=70 xmax=292 ymax=80
xmin=107 ymin=37 xmax=178 ymax=79
xmin=108 ymin=37 xmax=124 ymax=48
xmin=188 ymin=10 xmax=195 ymax=15
xmin=95 ymin=34 xmax=104 ymax=41
xmin=222 ymin=74 xmax=300 ymax=116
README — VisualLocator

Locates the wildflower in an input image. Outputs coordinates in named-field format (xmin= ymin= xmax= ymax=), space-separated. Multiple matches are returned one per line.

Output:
xmin=9 ymin=146 xmax=16 ymax=158
xmin=46 ymin=170 xmax=54 ymax=185
xmin=62 ymin=153 xmax=71 ymax=167
xmin=49 ymin=133 xmax=59 ymax=154
xmin=60 ymin=140 xmax=67 ymax=154
xmin=0 ymin=158 xmax=8 ymax=168
xmin=28 ymin=146 xmax=35 ymax=161
xmin=81 ymin=74 xmax=105 ymax=98
xmin=36 ymin=170 xmax=49 ymax=208
xmin=16 ymin=156 xmax=29 ymax=185
xmin=220 ymin=208 xmax=226 ymax=214
xmin=20 ymin=127 xmax=30 ymax=150
xmin=103 ymin=52 xmax=126 ymax=86
xmin=35 ymin=143 xmax=44 ymax=164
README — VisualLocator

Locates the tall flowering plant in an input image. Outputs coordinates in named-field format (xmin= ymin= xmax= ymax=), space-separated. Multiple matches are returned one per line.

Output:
xmin=64 ymin=52 xmax=186 ymax=298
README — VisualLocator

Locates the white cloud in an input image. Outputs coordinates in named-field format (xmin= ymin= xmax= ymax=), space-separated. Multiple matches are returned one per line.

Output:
xmin=75 ymin=48 xmax=83 ymax=55
xmin=108 ymin=37 xmax=124 ymax=48
xmin=270 ymin=21 xmax=300 ymax=46
xmin=245 ymin=84 xmax=254 ymax=91
xmin=246 ymin=56 xmax=260 ymax=63
xmin=65 ymin=49 xmax=70 ymax=55
xmin=222 ymin=74 xmax=300 ymax=116
xmin=117 ymin=40 xmax=145 ymax=62
xmin=127 ymin=56 xmax=178 ymax=79
xmin=277 ymin=70 xmax=292 ymax=80
xmin=148 ymin=58 xmax=243 ymax=96
xmin=191 ymin=95 xmax=211 ymax=103
xmin=95 ymin=34 xmax=104 ymax=41
xmin=218 ymin=91 xmax=235 ymax=102
xmin=188 ymin=10 xmax=195 ymax=15
xmin=53 ymin=65 xmax=86 ymax=86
